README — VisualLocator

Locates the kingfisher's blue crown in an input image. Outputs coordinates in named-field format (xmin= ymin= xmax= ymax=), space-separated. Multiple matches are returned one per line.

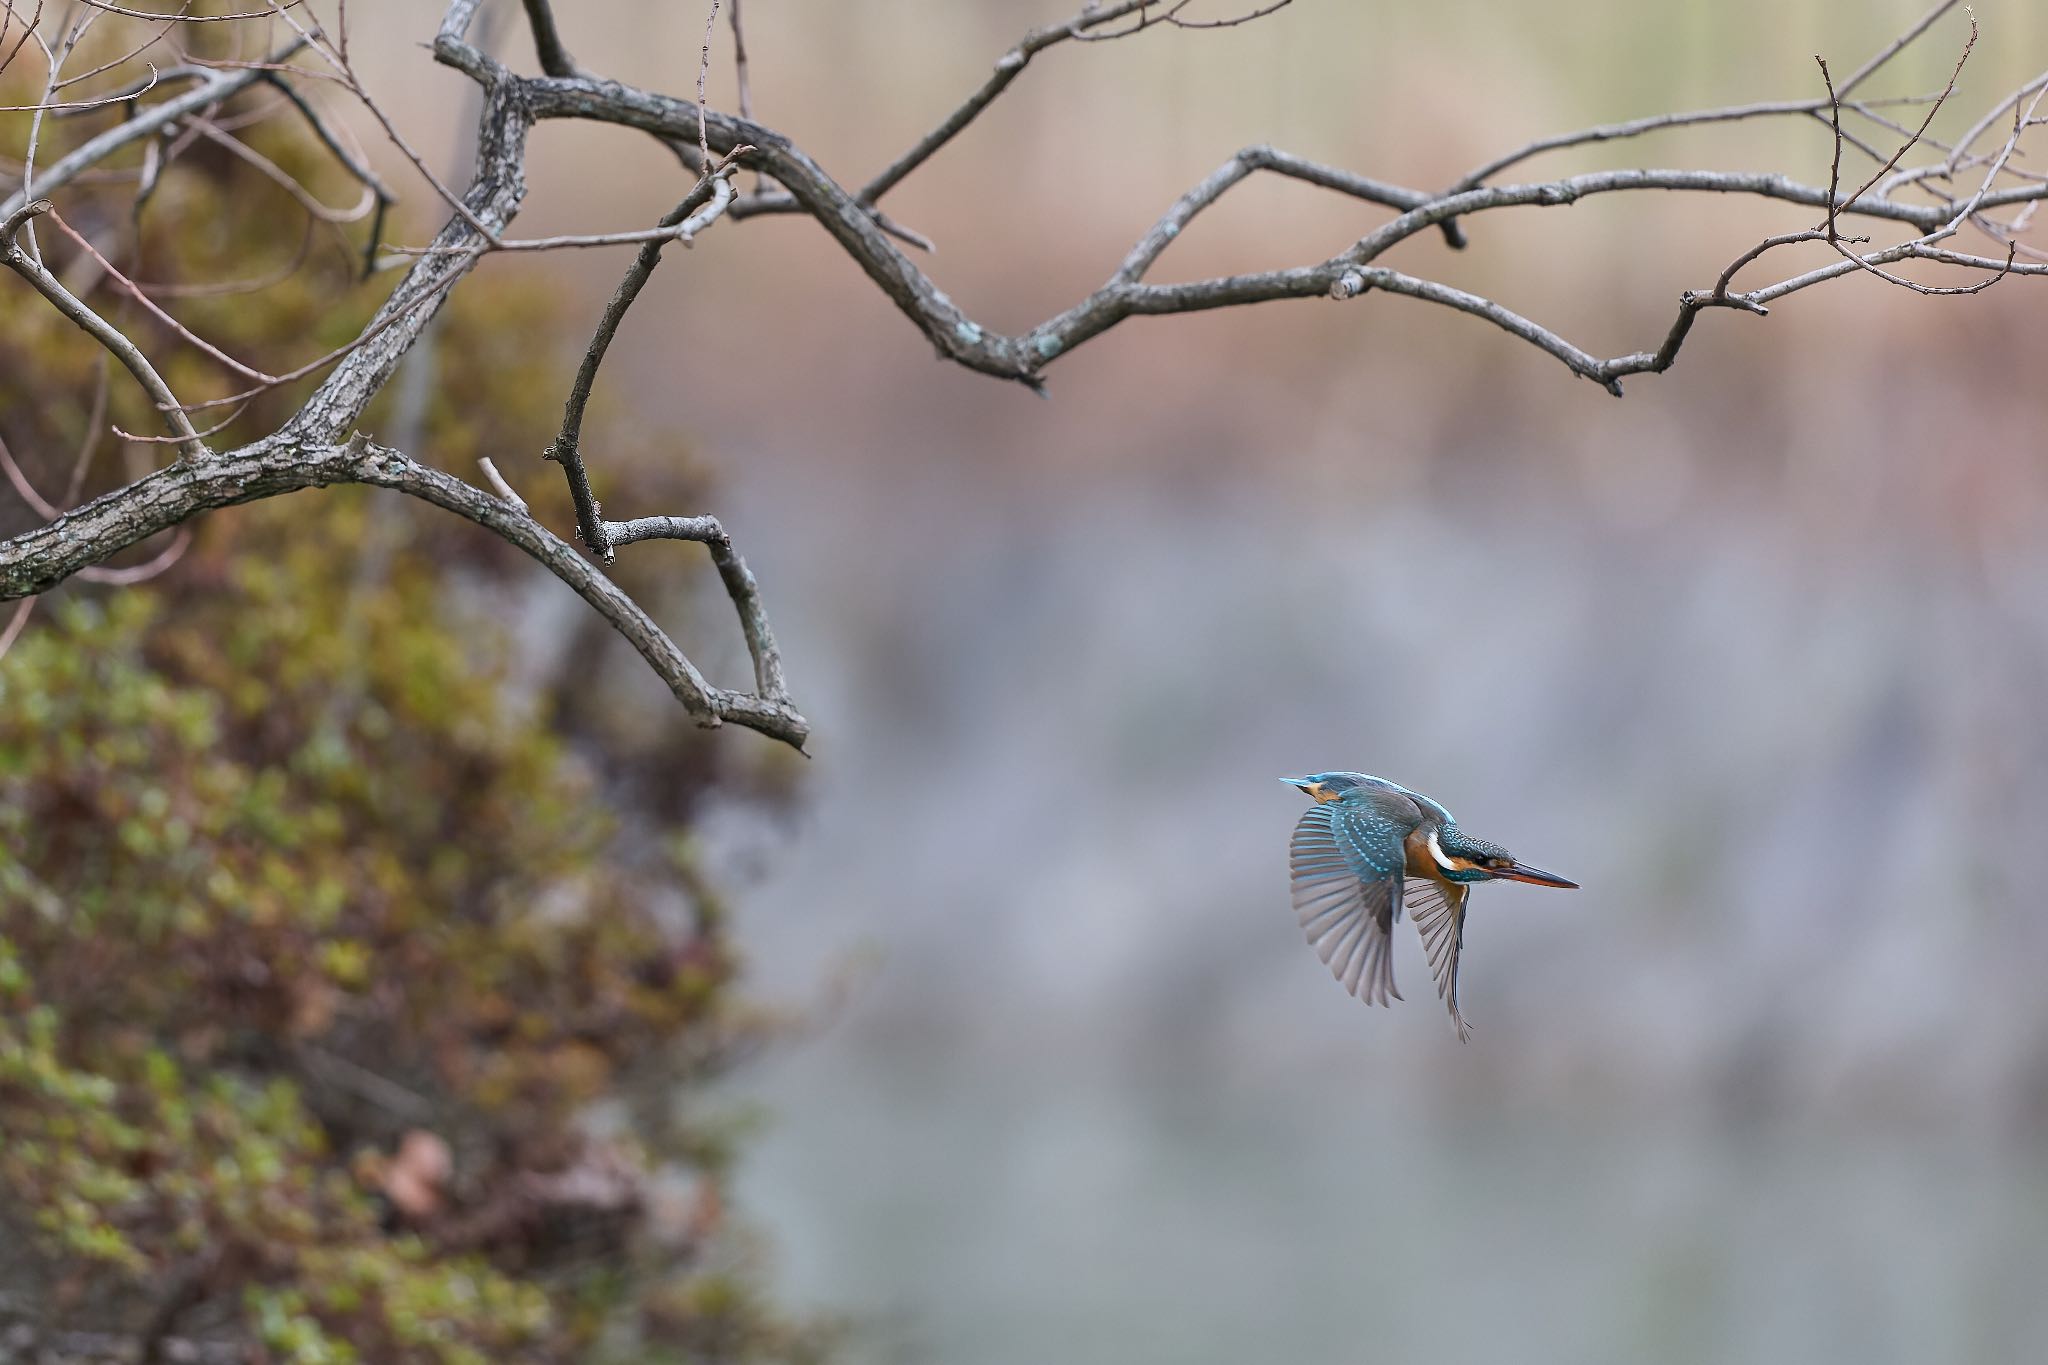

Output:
xmin=1438 ymin=826 xmax=1511 ymax=863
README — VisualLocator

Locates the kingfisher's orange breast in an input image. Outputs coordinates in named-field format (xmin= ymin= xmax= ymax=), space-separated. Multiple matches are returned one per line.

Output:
xmin=1401 ymin=827 xmax=1449 ymax=883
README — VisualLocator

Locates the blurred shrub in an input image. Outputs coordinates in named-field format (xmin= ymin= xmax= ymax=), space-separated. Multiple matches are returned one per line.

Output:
xmin=0 ymin=504 xmax=821 ymax=1361
xmin=0 ymin=31 xmax=819 ymax=1365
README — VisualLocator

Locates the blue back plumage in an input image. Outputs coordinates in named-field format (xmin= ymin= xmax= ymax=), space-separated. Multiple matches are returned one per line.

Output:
xmin=1289 ymin=771 xmax=1454 ymax=826
xmin=1322 ymin=800 xmax=1405 ymax=882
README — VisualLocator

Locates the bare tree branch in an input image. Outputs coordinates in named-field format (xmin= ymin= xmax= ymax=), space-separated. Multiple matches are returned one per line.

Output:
xmin=2 ymin=199 xmax=204 ymax=454
xmin=0 ymin=1 xmax=805 ymax=747
xmin=0 ymin=597 xmax=34 ymax=663
xmin=1445 ymin=92 xmax=1950 ymax=198
xmin=3 ymin=0 xmax=2044 ymax=758
xmin=1821 ymin=19 xmax=1974 ymax=239
xmin=518 ymin=0 xmax=577 ymax=77
xmin=477 ymin=455 xmax=528 ymax=511
xmin=1838 ymin=0 xmax=1962 ymax=97
xmin=543 ymin=162 xmax=739 ymax=562
xmin=0 ymin=59 xmax=158 ymax=111
xmin=0 ymin=37 xmax=304 ymax=219
xmin=0 ymin=3 xmax=50 ymax=84
xmin=857 ymin=0 xmax=1151 ymax=206
xmin=0 ymin=432 xmax=807 ymax=745
xmin=496 ymin=22 xmax=2043 ymax=396
xmin=601 ymin=513 xmax=789 ymax=703
xmin=728 ymin=0 xmax=752 ymax=121
xmin=77 ymin=0 xmax=291 ymax=17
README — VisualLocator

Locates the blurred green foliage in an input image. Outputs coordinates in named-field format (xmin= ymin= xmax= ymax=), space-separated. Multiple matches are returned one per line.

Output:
xmin=0 ymin=516 xmax=817 ymax=1363
xmin=0 ymin=22 xmax=818 ymax=1365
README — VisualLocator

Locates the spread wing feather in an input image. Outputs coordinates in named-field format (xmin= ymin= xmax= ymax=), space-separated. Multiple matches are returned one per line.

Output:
xmin=1289 ymin=803 xmax=1405 ymax=1008
xmin=1404 ymin=877 xmax=1472 ymax=1042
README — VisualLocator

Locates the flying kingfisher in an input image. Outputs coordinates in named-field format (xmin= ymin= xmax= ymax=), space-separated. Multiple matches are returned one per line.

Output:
xmin=1281 ymin=772 xmax=1577 ymax=1041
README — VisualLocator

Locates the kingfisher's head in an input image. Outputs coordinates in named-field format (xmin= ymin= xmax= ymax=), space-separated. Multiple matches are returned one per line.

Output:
xmin=1430 ymin=825 xmax=1578 ymax=888
xmin=1280 ymin=772 xmax=1369 ymax=804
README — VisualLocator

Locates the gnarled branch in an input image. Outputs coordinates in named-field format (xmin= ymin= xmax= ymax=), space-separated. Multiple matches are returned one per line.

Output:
xmin=3 ymin=0 xmax=2045 ymax=757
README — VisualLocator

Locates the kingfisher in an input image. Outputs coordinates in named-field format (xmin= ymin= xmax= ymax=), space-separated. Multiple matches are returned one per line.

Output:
xmin=1281 ymin=772 xmax=1576 ymax=1041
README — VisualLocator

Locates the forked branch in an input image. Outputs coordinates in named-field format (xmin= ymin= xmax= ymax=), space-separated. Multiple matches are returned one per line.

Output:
xmin=2 ymin=0 xmax=2045 ymax=751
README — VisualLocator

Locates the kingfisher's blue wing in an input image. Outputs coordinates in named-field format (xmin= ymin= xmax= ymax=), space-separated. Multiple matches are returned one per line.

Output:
xmin=1405 ymin=878 xmax=1472 ymax=1042
xmin=1289 ymin=803 xmax=1406 ymax=1007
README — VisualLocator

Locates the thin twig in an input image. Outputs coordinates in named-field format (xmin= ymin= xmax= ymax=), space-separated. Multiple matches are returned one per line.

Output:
xmin=382 ymin=192 xmax=739 ymax=255
xmin=77 ymin=526 xmax=190 ymax=583
xmin=63 ymin=358 xmax=109 ymax=504
xmin=1712 ymin=229 xmax=1830 ymax=299
xmin=598 ymin=513 xmax=789 ymax=701
xmin=726 ymin=189 xmax=940 ymax=251
xmin=1940 ymin=68 xmax=2048 ymax=181
xmin=77 ymin=0 xmax=304 ymax=20
xmin=0 ymin=598 xmax=33 ymax=662
xmin=17 ymin=2 xmax=84 ymax=266
xmin=1159 ymin=0 xmax=1295 ymax=30
xmin=519 ymin=0 xmax=577 ymax=75
xmin=1448 ymin=93 xmax=1953 ymax=197
xmin=1119 ymin=144 xmax=1462 ymax=283
xmin=697 ymin=0 xmax=720 ymax=171
xmin=45 ymin=207 xmax=275 ymax=380
xmin=168 ymin=270 xmax=475 ymax=411
xmin=729 ymin=0 xmax=751 ymax=120
xmin=115 ymin=400 xmax=254 ymax=442
xmin=0 ymin=2 xmax=48 ymax=83
xmin=2 ymin=200 xmax=204 ymax=455
xmin=2 ymin=37 xmax=306 ymax=221
xmin=0 ymin=428 xmax=61 ymax=519
xmin=544 ymin=164 xmax=738 ymax=560
xmin=1825 ymin=16 xmax=1977 ymax=240
xmin=259 ymin=71 xmax=394 ymax=202
xmin=858 ymin=0 xmax=1155 ymax=205
xmin=1819 ymin=57 xmax=1849 ymax=245
xmin=477 ymin=456 xmax=528 ymax=511
xmin=1837 ymin=0 xmax=1961 ymax=98
xmin=184 ymin=117 xmax=380 ymax=223
xmin=0 ymin=61 xmax=159 ymax=111
xmin=264 ymin=0 xmax=500 ymax=244
xmin=1814 ymin=18 xmax=2007 ymax=297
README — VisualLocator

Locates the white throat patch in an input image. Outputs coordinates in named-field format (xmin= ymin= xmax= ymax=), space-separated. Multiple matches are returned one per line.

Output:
xmin=1427 ymin=829 xmax=1459 ymax=872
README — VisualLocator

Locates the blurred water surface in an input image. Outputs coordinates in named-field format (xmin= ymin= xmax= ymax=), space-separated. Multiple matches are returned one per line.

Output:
xmin=741 ymin=1050 xmax=2048 ymax=1365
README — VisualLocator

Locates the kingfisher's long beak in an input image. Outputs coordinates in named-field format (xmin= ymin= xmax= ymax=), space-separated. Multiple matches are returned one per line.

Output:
xmin=1281 ymin=776 xmax=1337 ymax=802
xmin=1494 ymin=861 xmax=1578 ymax=888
